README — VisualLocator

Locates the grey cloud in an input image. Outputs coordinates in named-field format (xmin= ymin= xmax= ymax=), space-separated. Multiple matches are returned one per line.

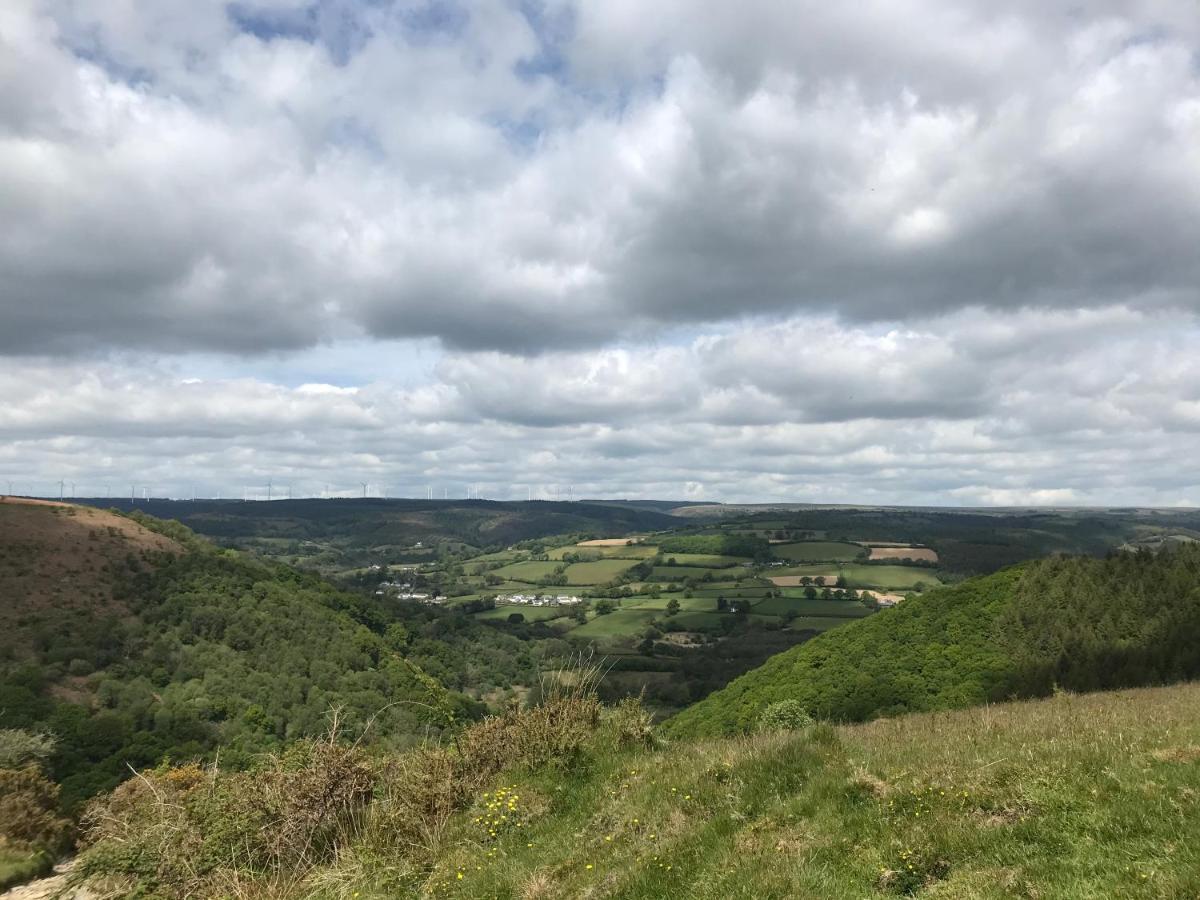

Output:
xmin=2 ymin=2 xmax=1198 ymax=357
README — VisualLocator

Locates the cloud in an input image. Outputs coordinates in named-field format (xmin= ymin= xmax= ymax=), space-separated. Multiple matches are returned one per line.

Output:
xmin=1 ymin=1 xmax=1197 ymax=356
xmin=3 ymin=308 xmax=1200 ymax=505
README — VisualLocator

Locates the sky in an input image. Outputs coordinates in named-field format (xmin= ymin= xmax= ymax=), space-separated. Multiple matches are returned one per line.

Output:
xmin=2 ymin=0 xmax=1199 ymax=505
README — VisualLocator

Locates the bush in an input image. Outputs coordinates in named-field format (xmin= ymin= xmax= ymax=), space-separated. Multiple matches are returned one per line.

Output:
xmin=0 ymin=765 xmax=72 ymax=853
xmin=756 ymin=699 xmax=815 ymax=733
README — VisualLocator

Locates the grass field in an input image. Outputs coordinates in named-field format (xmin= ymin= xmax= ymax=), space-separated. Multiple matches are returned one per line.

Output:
xmin=490 ymin=560 xmax=563 ymax=582
xmin=567 ymin=608 xmax=659 ymax=641
xmin=563 ymin=559 xmax=641 ymax=584
xmin=770 ymin=563 xmax=942 ymax=590
xmin=692 ymin=586 xmax=773 ymax=599
xmin=771 ymin=541 xmax=864 ymax=561
xmin=750 ymin=596 xmax=873 ymax=617
xmin=474 ymin=606 xmax=566 ymax=622
xmin=626 ymin=595 xmax=722 ymax=612
xmin=658 ymin=553 xmax=745 ymax=568
xmin=648 ymin=566 xmax=717 ymax=579
xmin=837 ymin=564 xmax=942 ymax=589
xmin=546 ymin=544 xmax=658 ymax=560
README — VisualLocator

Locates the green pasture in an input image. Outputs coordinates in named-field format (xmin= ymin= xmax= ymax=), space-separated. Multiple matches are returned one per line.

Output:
xmin=474 ymin=606 xmax=567 ymax=622
xmin=563 ymin=559 xmax=640 ymax=585
xmin=750 ymin=596 xmax=872 ymax=617
xmin=490 ymin=560 xmax=563 ymax=582
xmin=657 ymin=553 xmax=745 ymax=568
xmin=770 ymin=541 xmax=864 ymax=562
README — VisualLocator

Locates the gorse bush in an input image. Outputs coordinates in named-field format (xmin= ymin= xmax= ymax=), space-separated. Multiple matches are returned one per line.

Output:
xmin=756 ymin=699 xmax=814 ymax=733
xmin=76 ymin=684 xmax=611 ymax=898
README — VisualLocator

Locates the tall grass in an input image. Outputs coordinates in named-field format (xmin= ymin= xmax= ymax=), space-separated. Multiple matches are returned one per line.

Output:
xmin=72 ymin=681 xmax=1200 ymax=899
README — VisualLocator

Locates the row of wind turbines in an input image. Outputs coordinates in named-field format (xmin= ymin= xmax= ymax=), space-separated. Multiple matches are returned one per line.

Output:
xmin=4 ymin=480 xmax=581 ymax=503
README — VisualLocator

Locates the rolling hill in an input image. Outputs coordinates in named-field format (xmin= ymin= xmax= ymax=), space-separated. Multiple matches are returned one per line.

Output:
xmin=0 ymin=501 xmax=534 ymax=810
xmin=664 ymin=545 xmax=1200 ymax=737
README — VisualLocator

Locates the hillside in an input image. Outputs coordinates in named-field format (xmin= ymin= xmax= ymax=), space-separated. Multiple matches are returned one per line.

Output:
xmin=0 ymin=504 xmax=536 ymax=811
xmin=0 ymin=498 xmax=181 ymax=647
xmin=61 ymin=682 xmax=1200 ymax=898
xmin=665 ymin=546 xmax=1200 ymax=737
xmin=74 ymin=498 xmax=681 ymax=573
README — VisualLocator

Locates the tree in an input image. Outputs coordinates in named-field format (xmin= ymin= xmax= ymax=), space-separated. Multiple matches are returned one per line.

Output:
xmin=595 ymin=600 xmax=616 ymax=616
xmin=666 ymin=598 xmax=681 ymax=617
xmin=506 ymin=613 xmax=525 ymax=625
xmin=804 ymin=586 xmax=818 ymax=600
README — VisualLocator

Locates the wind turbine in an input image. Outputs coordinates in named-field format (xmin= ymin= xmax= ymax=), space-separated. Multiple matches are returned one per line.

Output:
xmin=70 ymin=481 xmax=76 ymax=498
xmin=361 ymin=482 xmax=368 ymax=498
xmin=267 ymin=479 xmax=273 ymax=502
xmin=58 ymin=480 xmax=65 ymax=501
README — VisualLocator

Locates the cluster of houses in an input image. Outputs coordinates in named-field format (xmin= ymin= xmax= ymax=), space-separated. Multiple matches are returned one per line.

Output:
xmin=374 ymin=581 xmax=444 ymax=604
xmin=498 ymin=593 xmax=584 ymax=607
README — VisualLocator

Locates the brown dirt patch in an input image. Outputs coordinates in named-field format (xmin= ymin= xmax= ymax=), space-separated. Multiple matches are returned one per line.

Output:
xmin=867 ymin=546 xmax=939 ymax=562
xmin=0 ymin=499 xmax=182 ymax=652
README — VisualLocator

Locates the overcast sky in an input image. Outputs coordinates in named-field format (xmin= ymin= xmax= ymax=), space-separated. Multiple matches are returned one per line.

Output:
xmin=2 ymin=1 xmax=1199 ymax=505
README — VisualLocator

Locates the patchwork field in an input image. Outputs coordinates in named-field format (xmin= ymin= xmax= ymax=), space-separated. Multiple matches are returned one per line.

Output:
xmin=768 ymin=574 xmax=840 ymax=587
xmin=770 ymin=541 xmax=863 ymax=561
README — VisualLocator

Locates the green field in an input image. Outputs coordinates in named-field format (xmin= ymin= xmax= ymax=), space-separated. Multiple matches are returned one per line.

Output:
xmin=750 ymin=596 xmax=873 ymax=617
xmin=692 ymin=586 xmax=773 ymax=598
xmin=657 ymin=553 xmax=745 ymax=568
xmin=770 ymin=563 xmax=942 ymax=590
xmin=546 ymin=543 xmax=659 ymax=560
xmin=770 ymin=541 xmax=864 ymax=561
xmin=563 ymin=559 xmax=640 ymax=585
xmin=567 ymin=608 xmax=658 ymax=642
xmin=626 ymin=595 xmax=722 ymax=613
xmin=648 ymin=565 xmax=716 ymax=580
xmin=837 ymin=564 xmax=942 ymax=589
xmin=474 ymin=605 xmax=566 ymax=622
xmin=490 ymin=560 xmax=564 ymax=582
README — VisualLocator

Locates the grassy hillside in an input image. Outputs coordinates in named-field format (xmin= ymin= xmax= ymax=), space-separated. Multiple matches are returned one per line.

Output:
xmin=70 ymin=682 xmax=1200 ymax=898
xmin=76 ymin=498 xmax=679 ymax=573
xmin=665 ymin=546 xmax=1200 ymax=737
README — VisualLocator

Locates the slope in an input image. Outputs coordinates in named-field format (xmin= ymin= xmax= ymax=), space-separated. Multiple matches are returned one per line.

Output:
xmin=0 ymin=504 xmax=533 ymax=810
xmin=665 ymin=546 xmax=1200 ymax=737
xmin=73 ymin=682 xmax=1200 ymax=898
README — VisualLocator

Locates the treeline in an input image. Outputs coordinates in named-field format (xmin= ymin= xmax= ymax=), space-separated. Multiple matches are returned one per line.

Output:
xmin=665 ymin=545 xmax=1200 ymax=737
xmin=656 ymin=533 xmax=769 ymax=559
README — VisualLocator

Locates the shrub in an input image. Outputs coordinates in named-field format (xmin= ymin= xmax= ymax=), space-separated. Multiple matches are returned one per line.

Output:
xmin=0 ymin=765 xmax=72 ymax=853
xmin=756 ymin=699 xmax=815 ymax=733
xmin=0 ymin=729 xmax=56 ymax=769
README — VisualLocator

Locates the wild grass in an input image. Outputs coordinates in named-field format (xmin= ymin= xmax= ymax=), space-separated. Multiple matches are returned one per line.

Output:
xmin=70 ymin=682 xmax=1200 ymax=899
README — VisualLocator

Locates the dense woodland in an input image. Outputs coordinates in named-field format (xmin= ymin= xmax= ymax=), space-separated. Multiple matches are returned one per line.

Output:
xmin=0 ymin=523 xmax=540 ymax=810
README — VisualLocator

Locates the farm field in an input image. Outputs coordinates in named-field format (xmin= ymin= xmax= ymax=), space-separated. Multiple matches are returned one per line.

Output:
xmin=837 ymin=564 xmax=942 ymax=589
xmin=568 ymin=608 xmax=659 ymax=641
xmin=750 ymin=596 xmax=872 ymax=617
xmin=867 ymin=546 xmax=939 ymax=562
xmin=474 ymin=605 xmax=567 ymax=622
xmin=647 ymin=565 xmax=716 ymax=579
xmin=657 ymin=553 xmax=743 ymax=568
xmin=546 ymin=543 xmax=658 ymax=560
xmin=770 ymin=541 xmax=863 ymax=561
xmin=563 ymin=558 xmax=640 ymax=584
xmin=625 ymin=595 xmax=720 ymax=612
xmin=766 ymin=563 xmax=942 ymax=590
xmin=768 ymin=574 xmax=839 ymax=586
xmin=490 ymin=560 xmax=563 ymax=582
